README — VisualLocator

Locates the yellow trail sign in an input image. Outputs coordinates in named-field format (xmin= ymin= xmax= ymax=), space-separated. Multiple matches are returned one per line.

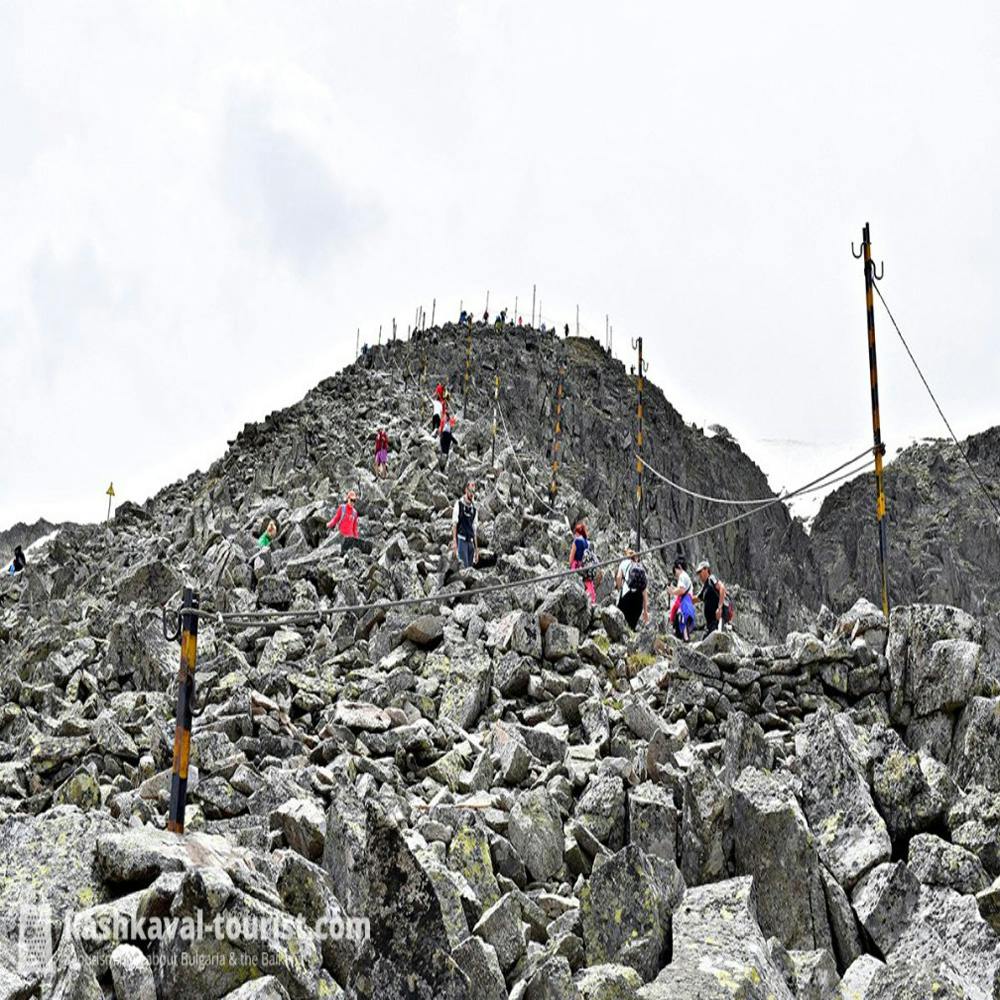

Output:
xmin=106 ymin=482 xmax=115 ymax=497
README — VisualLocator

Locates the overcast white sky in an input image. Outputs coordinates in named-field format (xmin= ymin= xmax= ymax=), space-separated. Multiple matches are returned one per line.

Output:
xmin=2 ymin=2 xmax=998 ymax=529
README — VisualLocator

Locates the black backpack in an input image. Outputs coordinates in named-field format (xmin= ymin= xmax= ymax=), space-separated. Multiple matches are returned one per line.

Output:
xmin=581 ymin=546 xmax=599 ymax=581
xmin=627 ymin=562 xmax=647 ymax=594
xmin=709 ymin=574 xmax=735 ymax=622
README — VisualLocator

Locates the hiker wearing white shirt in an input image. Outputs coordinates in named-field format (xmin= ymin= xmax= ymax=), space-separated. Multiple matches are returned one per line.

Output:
xmin=615 ymin=548 xmax=649 ymax=629
xmin=452 ymin=481 xmax=479 ymax=568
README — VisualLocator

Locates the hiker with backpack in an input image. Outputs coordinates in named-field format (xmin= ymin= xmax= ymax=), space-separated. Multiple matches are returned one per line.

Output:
xmin=440 ymin=416 xmax=456 ymax=470
xmin=668 ymin=557 xmax=697 ymax=641
xmin=452 ymin=481 xmax=479 ymax=568
xmin=616 ymin=548 xmax=649 ymax=629
xmin=695 ymin=559 xmax=733 ymax=636
xmin=374 ymin=428 xmax=390 ymax=478
xmin=569 ymin=522 xmax=600 ymax=604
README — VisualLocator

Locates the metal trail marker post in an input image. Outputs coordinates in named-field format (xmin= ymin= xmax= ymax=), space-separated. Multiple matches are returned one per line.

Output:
xmin=105 ymin=482 xmax=115 ymax=522
xmin=167 ymin=587 xmax=199 ymax=834
xmin=633 ymin=337 xmax=646 ymax=550
xmin=431 ymin=299 xmax=436 ymax=326
xmin=853 ymin=222 xmax=890 ymax=619
xmin=531 ymin=285 xmax=536 ymax=327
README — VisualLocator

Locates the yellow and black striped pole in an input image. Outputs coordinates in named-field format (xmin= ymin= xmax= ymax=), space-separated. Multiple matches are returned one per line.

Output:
xmin=167 ymin=587 xmax=199 ymax=834
xmin=550 ymin=364 xmax=565 ymax=501
xmin=634 ymin=337 xmax=646 ymax=550
xmin=491 ymin=374 xmax=500 ymax=468
xmin=859 ymin=222 xmax=890 ymax=619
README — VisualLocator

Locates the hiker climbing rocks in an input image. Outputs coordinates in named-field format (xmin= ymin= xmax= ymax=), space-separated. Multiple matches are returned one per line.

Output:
xmin=616 ymin=548 xmax=649 ymax=629
xmin=695 ymin=559 xmax=733 ymax=635
xmin=564 ymin=323 xmax=570 ymax=337
xmin=258 ymin=520 xmax=278 ymax=548
xmin=432 ymin=384 xmax=445 ymax=435
xmin=669 ymin=558 xmax=696 ymax=641
xmin=440 ymin=416 xmax=456 ymax=470
xmin=569 ymin=522 xmax=599 ymax=604
xmin=459 ymin=310 xmax=468 ymax=324
xmin=452 ymin=481 xmax=479 ymax=568
xmin=7 ymin=545 xmax=26 ymax=575
xmin=482 ymin=308 xmax=489 ymax=323
xmin=328 ymin=490 xmax=360 ymax=540
xmin=375 ymin=428 xmax=390 ymax=478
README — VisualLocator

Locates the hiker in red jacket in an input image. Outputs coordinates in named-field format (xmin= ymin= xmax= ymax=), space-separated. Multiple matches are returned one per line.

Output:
xmin=328 ymin=490 xmax=359 ymax=539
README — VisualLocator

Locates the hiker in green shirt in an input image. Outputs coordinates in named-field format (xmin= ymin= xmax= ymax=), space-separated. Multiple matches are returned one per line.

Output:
xmin=258 ymin=519 xmax=278 ymax=548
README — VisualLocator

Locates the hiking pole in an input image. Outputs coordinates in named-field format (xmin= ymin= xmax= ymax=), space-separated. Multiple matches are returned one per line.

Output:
xmin=168 ymin=586 xmax=199 ymax=835
xmin=852 ymin=223 xmax=890 ymax=620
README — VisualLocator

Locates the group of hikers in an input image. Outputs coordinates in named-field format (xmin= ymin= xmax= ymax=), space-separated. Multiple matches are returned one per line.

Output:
xmin=246 ymin=368 xmax=734 ymax=642
xmin=456 ymin=307 xmax=567 ymax=337
xmin=566 ymin=520 xmax=732 ymax=639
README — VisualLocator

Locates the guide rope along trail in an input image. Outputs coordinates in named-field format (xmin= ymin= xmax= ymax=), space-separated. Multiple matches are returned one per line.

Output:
xmin=638 ymin=452 xmax=875 ymax=505
xmin=159 ymin=445 xmax=874 ymax=633
xmin=871 ymin=279 xmax=1000 ymax=525
xmin=495 ymin=396 xmax=558 ymax=515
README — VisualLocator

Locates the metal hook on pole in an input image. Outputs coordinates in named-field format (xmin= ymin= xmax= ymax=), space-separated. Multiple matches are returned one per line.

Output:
xmin=871 ymin=260 xmax=884 ymax=281
xmin=851 ymin=241 xmax=865 ymax=260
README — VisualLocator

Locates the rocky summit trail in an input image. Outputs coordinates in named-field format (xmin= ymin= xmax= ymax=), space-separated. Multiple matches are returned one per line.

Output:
xmin=0 ymin=322 xmax=998 ymax=1000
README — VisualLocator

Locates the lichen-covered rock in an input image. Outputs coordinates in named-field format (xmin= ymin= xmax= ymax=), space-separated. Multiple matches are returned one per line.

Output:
xmin=509 ymin=788 xmax=565 ymax=882
xmin=109 ymin=944 xmax=156 ymax=1000
xmin=574 ymin=772 xmax=626 ymax=851
xmin=731 ymin=767 xmax=832 ymax=951
xmin=679 ymin=758 xmax=728 ymax=888
xmin=885 ymin=604 xmax=979 ymax=724
xmin=950 ymin=696 xmax=1000 ymax=792
xmin=868 ymin=725 xmax=945 ymax=839
xmin=788 ymin=948 xmax=839 ymax=1000
xmin=473 ymin=891 xmax=526 ymax=973
xmin=908 ymin=832 xmax=990 ymax=894
xmin=797 ymin=708 xmax=891 ymax=889
xmin=346 ymin=805 xmax=471 ymax=1000
xmin=575 ymin=963 xmax=643 ymax=1000
xmin=0 ymin=806 xmax=117 ymax=944
xmin=448 ymin=819 xmax=501 ymax=909
xmin=545 ymin=623 xmax=581 ymax=662
xmin=579 ymin=845 xmax=676 ymax=982
xmin=639 ymin=876 xmax=793 ymax=999
xmin=627 ymin=782 xmax=676 ymax=867
xmin=452 ymin=936 xmax=507 ymax=1000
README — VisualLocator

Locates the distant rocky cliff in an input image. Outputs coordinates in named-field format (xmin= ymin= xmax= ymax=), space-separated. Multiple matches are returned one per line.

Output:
xmin=810 ymin=427 xmax=1000 ymax=622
